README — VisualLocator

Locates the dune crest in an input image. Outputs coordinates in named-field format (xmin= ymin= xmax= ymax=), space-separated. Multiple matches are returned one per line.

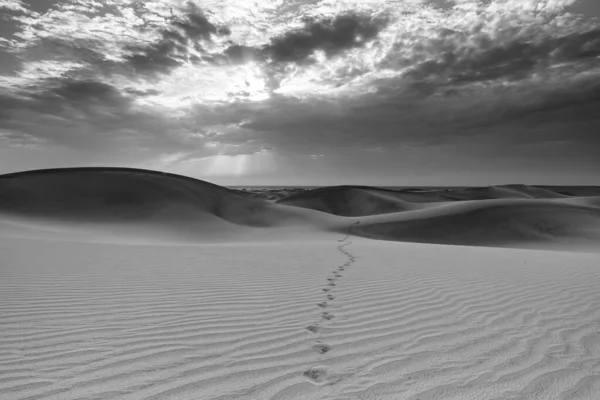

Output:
xmin=275 ymin=184 xmax=599 ymax=216
xmin=1 ymin=168 xmax=600 ymax=252
xmin=276 ymin=186 xmax=427 ymax=216
xmin=0 ymin=168 xmax=335 ymax=243
xmin=352 ymin=199 xmax=600 ymax=251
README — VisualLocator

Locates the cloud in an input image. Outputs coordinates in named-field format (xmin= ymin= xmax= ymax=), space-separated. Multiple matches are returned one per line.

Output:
xmin=0 ymin=77 xmax=212 ymax=166
xmin=219 ymin=11 xmax=388 ymax=73
xmin=124 ymin=87 xmax=161 ymax=97
xmin=223 ymin=44 xmax=264 ymax=64
xmin=1 ymin=0 xmax=600 ymax=178
xmin=263 ymin=12 xmax=388 ymax=64
xmin=123 ymin=38 xmax=187 ymax=76
xmin=0 ymin=0 xmax=30 ymax=14
xmin=121 ymin=2 xmax=231 ymax=77
xmin=182 ymin=57 xmax=600 ymax=158
xmin=396 ymin=26 xmax=600 ymax=89
xmin=171 ymin=1 xmax=230 ymax=39
xmin=4 ymin=1 xmax=230 ymax=80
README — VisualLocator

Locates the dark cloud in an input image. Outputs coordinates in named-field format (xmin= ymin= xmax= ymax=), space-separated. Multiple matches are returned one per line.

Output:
xmin=0 ymin=78 xmax=200 ymax=163
xmin=1 ymin=81 xmax=95 ymax=121
xmin=475 ymin=76 xmax=600 ymax=128
xmin=51 ymin=80 xmax=125 ymax=104
xmin=120 ymin=2 xmax=230 ymax=78
xmin=0 ymin=79 xmax=130 ymax=133
xmin=395 ymin=27 xmax=600 ymax=91
xmin=221 ymin=12 xmax=387 ymax=66
xmin=123 ymin=39 xmax=187 ymax=76
xmin=552 ymin=28 xmax=600 ymax=61
xmin=123 ymin=87 xmax=161 ymax=97
xmin=265 ymin=13 xmax=387 ymax=63
xmin=223 ymin=44 xmax=264 ymax=64
xmin=171 ymin=1 xmax=230 ymax=40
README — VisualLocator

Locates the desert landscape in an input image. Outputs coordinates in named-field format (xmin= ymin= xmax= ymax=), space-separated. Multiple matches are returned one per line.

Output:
xmin=2 ymin=167 xmax=600 ymax=400
xmin=2 ymin=0 xmax=600 ymax=398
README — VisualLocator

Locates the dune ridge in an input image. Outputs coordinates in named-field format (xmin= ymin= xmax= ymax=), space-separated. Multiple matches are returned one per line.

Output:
xmin=1 ymin=168 xmax=600 ymax=252
xmin=352 ymin=199 xmax=600 ymax=250
xmin=275 ymin=186 xmax=427 ymax=216
xmin=0 ymin=168 xmax=338 ymax=243
xmin=275 ymin=184 xmax=600 ymax=216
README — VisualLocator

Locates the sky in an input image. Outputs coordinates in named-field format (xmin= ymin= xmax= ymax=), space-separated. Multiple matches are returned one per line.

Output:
xmin=0 ymin=0 xmax=599 ymax=186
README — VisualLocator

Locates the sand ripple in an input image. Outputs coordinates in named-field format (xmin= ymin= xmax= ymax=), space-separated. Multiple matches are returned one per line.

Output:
xmin=2 ymin=238 xmax=600 ymax=399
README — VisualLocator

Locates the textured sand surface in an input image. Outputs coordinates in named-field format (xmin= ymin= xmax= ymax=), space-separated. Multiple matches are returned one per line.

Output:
xmin=2 ymin=237 xmax=600 ymax=400
xmin=2 ymin=168 xmax=600 ymax=399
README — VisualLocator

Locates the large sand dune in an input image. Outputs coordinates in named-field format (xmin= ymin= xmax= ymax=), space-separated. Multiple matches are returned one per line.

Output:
xmin=353 ymin=199 xmax=600 ymax=251
xmin=1 ymin=168 xmax=600 ymax=252
xmin=276 ymin=186 xmax=428 ymax=216
xmin=276 ymin=184 xmax=593 ymax=215
xmin=0 ymin=168 xmax=339 ymax=244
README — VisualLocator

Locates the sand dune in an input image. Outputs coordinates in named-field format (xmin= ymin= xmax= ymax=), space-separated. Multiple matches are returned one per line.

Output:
xmin=2 ymin=168 xmax=600 ymax=252
xmin=539 ymin=186 xmax=600 ymax=197
xmin=0 ymin=168 xmax=338 ymax=244
xmin=276 ymin=186 xmax=428 ymax=216
xmin=275 ymin=184 xmax=588 ymax=216
xmin=352 ymin=199 xmax=600 ymax=251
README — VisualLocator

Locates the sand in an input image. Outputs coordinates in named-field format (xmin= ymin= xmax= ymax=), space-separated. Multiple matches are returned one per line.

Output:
xmin=3 ymin=237 xmax=600 ymax=400
xmin=2 ymin=168 xmax=600 ymax=399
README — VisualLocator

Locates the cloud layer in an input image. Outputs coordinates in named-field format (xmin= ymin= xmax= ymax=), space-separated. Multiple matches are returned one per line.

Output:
xmin=1 ymin=0 xmax=599 ymax=183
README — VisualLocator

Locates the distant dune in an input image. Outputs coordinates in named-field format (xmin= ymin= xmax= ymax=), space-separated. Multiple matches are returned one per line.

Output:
xmin=1 ymin=168 xmax=600 ymax=251
xmin=276 ymin=186 xmax=428 ymax=216
xmin=275 ymin=184 xmax=585 ymax=215
xmin=353 ymin=199 xmax=600 ymax=251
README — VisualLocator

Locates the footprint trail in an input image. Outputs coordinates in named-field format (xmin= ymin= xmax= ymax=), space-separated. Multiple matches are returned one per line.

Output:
xmin=304 ymin=220 xmax=360 ymax=384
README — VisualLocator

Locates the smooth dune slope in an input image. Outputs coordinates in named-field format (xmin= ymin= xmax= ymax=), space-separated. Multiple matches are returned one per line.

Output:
xmin=352 ymin=199 xmax=600 ymax=251
xmin=1 ymin=168 xmax=600 ymax=251
xmin=276 ymin=186 xmax=428 ymax=216
xmin=276 ymin=184 xmax=584 ymax=216
xmin=2 ymin=236 xmax=600 ymax=400
xmin=539 ymin=186 xmax=600 ymax=197
xmin=435 ymin=184 xmax=569 ymax=201
xmin=0 ymin=168 xmax=339 ymax=243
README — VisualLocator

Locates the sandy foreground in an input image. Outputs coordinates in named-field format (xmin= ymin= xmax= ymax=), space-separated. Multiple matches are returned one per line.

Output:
xmin=2 ymin=168 xmax=600 ymax=399
xmin=2 ymin=236 xmax=600 ymax=400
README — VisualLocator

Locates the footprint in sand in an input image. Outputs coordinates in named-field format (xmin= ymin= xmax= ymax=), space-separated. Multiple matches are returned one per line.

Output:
xmin=323 ymin=288 xmax=331 ymax=292
xmin=327 ymin=294 xmax=334 ymax=300
xmin=303 ymin=366 xmax=330 ymax=383
xmin=312 ymin=343 xmax=331 ymax=354
xmin=303 ymin=366 xmax=350 ymax=385
xmin=306 ymin=324 xmax=320 ymax=333
xmin=328 ymin=282 xmax=336 ymax=287
xmin=322 ymin=312 xmax=335 ymax=320
xmin=317 ymin=302 xmax=328 ymax=308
